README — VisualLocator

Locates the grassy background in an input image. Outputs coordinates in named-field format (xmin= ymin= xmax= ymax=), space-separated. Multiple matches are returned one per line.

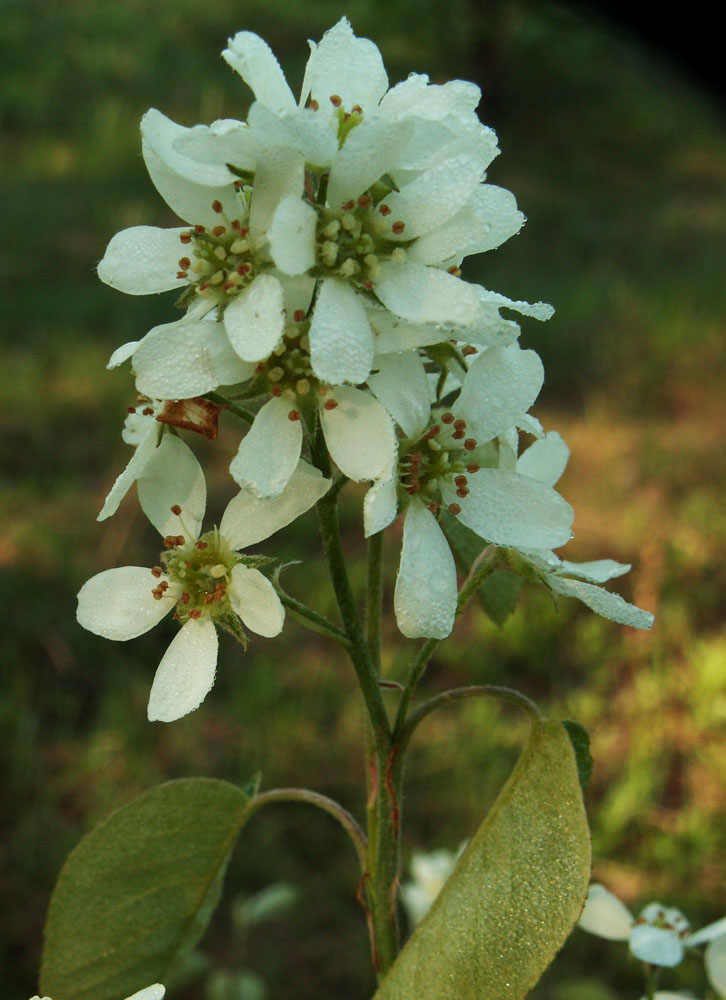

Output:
xmin=1 ymin=0 xmax=725 ymax=997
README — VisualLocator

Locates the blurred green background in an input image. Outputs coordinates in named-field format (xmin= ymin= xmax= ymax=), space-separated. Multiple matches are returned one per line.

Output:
xmin=1 ymin=0 xmax=725 ymax=997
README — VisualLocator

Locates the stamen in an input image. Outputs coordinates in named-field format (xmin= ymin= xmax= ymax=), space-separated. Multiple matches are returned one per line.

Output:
xmin=448 ymin=503 xmax=462 ymax=515
xmin=462 ymin=346 xmax=478 ymax=356
xmin=271 ymin=385 xmax=282 ymax=397
xmin=330 ymin=94 xmax=342 ymax=107
xmin=188 ymin=608 xmax=202 ymax=619
xmin=453 ymin=419 xmax=466 ymax=430
xmin=180 ymin=232 xmax=192 ymax=244
xmin=464 ymin=438 xmax=477 ymax=450
xmin=341 ymin=199 xmax=355 ymax=211
xmin=392 ymin=221 xmax=405 ymax=235
xmin=178 ymin=257 xmax=191 ymax=269
xmin=170 ymin=504 xmax=182 ymax=516
xmin=194 ymin=224 xmax=205 ymax=234
xmin=379 ymin=204 xmax=391 ymax=216
xmin=441 ymin=412 xmax=454 ymax=424
xmin=351 ymin=104 xmax=363 ymax=114
xmin=323 ymin=398 xmax=339 ymax=410
xmin=127 ymin=406 xmax=136 ymax=414
xmin=151 ymin=566 xmax=163 ymax=578
xmin=293 ymin=309 xmax=306 ymax=322
xmin=466 ymin=462 xmax=480 ymax=474
xmin=357 ymin=193 xmax=372 ymax=207
xmin=212 ymin=200 xmax=223 ymax=213
xmin=212 ymin=226 xmax=226 ymax=239
xmin=428 ymin=501 xmax=440 ymax=514
xmin=182 ymin=592 xmax=190 ymax=604
xmin=456 ymin=487 xmax=469 ymax=498
xmin=196 ymin=541 xmax=208 ymax=550
xmin=454 ymin=475 xmax=468 ymax=487
xmin=424 ymin=425 xmax=441 ymax=439
xmin=142 ymin=407 xmax=154 ymax=416
xmin=288 ymin=410 xmax=301 ymax=421
xmin=309 ymin=99 xmax=319 ymax=111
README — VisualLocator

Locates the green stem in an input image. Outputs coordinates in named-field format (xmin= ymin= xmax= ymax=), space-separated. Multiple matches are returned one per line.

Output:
xmin=275 ymin=590 xmax=352 ymax=647
xmin=366 ymin=531 xmax=384 ymax=675
xmin=244 ymin=787 xmax=368 ymax=872
xmin=393 ymin=637 xmax=440 ymax=739
xmin=203 ymin=391 xmax=256 ymax=424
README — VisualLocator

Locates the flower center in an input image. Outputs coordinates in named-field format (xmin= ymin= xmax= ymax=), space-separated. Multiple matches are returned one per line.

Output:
xmin=154 ymin=528 xmax=240 ymax=624
xmin=314 ymin=190 xmax=409 ymax=293
xmin=175 ymin=192 xmax=263 ymax=313
xmin=635 ymin=905 xmax=690 ymax=939
xmin=397 ymin=412 xmax=496 ymax=516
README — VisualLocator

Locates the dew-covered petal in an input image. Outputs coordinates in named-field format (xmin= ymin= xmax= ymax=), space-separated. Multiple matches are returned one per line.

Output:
xmin=454 ymin=345 xmax=544 ymax=441
xmin=309 ymin=278 xmax=374 ymax=384
xmin=229 ymin=564 xmax=285 ymax=637
xmin=147 ymin=618 xmax=218 ymax=723
xmin=363 ymin=472 xmax=399 ymax=537
xmin=98 ymin=227 xmax=189 ymax=295
xmin=380 ymin=154 xmax=484 ymax=238
xmin=558 ymin=559 xmax=631 ymax=584
xmin=411 ymin=184 xmax=524 ymax=265
xmin=268 ymin=196 xmax=318 ymax=275
xmin=133 ymin=318 xmax=255 ymax=399
xmin=107 ymin=340 xmax=140 ymax=369
xmin=223 ymin=31 xmax=296 ymax=110
xmin=137 ymin=434 xmax=206 ymax=539
xmin=688 ymin=917 xmax=726 ymax=947
xmin=307 ymin=17 xmax=388 ymax=114
xmin=247 ymin=143 xmax=305 ymax=239
xmin=516 ymin=430 xmax=570 ymax=487
xmin=446 ymin=469 xmax=574 ymax=549
xmin=394 ymin=503 xmax=457 ymax=639
xmin=141 ymin=109 xmax=238 ymax=226
xmin=705 ymin=934 xmax=726 ymax=997
xmin=229 ymin=395 xmax=302 ymax=497
xmin=220 ymin=459 xmax=330 ymax=550
xmin=77 ymin=566 xmax=176 ymax=641
xmin=248 ymin=102 xmax=337 ymax=169
xmin=327 ymin=118 xmax=413 ymax=208
xmin=223 ymin=273 xmax=286 ymax=361
xmin=379 ymin=73 xmax=482 ymax=124
xmin=173 ymin=119 xmax=258 ymax=174
xmin=548 ymin=576 xmax=655 ymax=630
xmin=629 ymin=925 xmax=684 ymax=967
xmin=98 ymin=419 xmax=160 ymax=522
xmin=577 ymin=884 xmax=634 ymax=941
xmin=375 ymin=261 xmax=480 ymax=327
xmin=368 ymin=351 xmax=430 ymax=437
xmin=320 ymin=386 xmax=396 ymax=482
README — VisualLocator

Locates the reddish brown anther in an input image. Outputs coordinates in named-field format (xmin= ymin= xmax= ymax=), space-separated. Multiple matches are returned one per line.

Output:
xmin=231 ymin=219 xmax=241 ymax=231
xmin=452 ymin=429 xmax=464 ymax=440
xmin=447 ymin=265 xmax=462 ymax=277
xmin=448 ymin=503 xmax=462 ymax=515
xmin=212 ymin=200 xmax=223 ymax=213
xmin=141 ymin=406 xmax=154 ymax=416
xmin=151 ymin=566 xmax=162 ymax=578
xmin=428 ymin=501 xmax=440 ymax=513
xmin=288 ymin=409 xmax=301 ymax=421
xmin=351 ymin=104 xmax=363 ymax=114
xmin=223 ymin=281 xmax=235 ymax=292
xmin=464 ymin=438 xmax=477 ymax=450
xmin=362 ymin=280 xmax=374 ymax=290
xmin=152 ymin=590 xmax=163 ymax=601
xmin=180 ymin=232 xmax=192 ymax=244
xmin=391 ymin=221 xmax=405 ymax=235
xmin=196 ymin=541 xmax=208 ymax=550
xmin=236 ymin=263 xmax=250 ymax=275
xmin=456 ymin=487 xmax=469 ymax=498
xmin=188 ymin=608 xmax=202 ymax=619
xmin=309 ymin=99 xmax=319 ymax=111
xmin=182 ymin=592 xmax=190 ymax=605
xmin=293 ymin=309 xmax=306 ymax=322
xmin=198 ymin=281 xmax=211 ymax=292
xmin=212 ymin=225 xmax=226 ymax=237
xmin=379 ymin=204 xmax=391 ymax=216
xmin=466 ymin=462 xmax=480 ymax=474
xmin=178 ymin=257 xmax=191 ymax=269
xmin=127 ymin=406 xmax=136 ymax=414
xmin=271 ymin=385 xmax=282 ymax=397
xmin=453 ymin=418 xmax=466 ymax=430
xmin=176 ymin=271 xmax=188 ymax=279
xmin=462 ymin=345 xmax=478 ymax=356
xmin=194 ymin=224 xmax=205 ymax=234
xmin=323 ymin=399 xmax=339 ymax=410
xmin=170 ymin=504 xmax=182 ymax=516
xmin=330 ymin=94 xmax=342 ymax=107
xmin=441 ymin=412 xmax=454 ymax=424
xmin=424 ymin=425 xmax=441 ymax=439
xmin=341 ymin=199 xmax=355 ymax=211
xmin=454 ymin=475 xmax=468 ymax=487
xmin=159 ymin=580 xmax=169 ymax=591
xmin=357 ymin=193 xmax=372 ymax=207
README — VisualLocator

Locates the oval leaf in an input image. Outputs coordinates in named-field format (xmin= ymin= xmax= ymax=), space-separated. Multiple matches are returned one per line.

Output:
xmin=375 ymin=719 xmax=591 ymax=1000
xmin=41 ymin=778 xmax=251 ymax=1000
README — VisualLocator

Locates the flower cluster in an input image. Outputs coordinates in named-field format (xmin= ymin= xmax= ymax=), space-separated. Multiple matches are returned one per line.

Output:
xmin=579 ymin=883 xmax=726 ymax=998
xmin=78 ymin=17 xmax=653 ymax=720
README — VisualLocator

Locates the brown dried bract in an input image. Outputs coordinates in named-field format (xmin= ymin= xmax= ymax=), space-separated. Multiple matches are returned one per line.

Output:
xmin=156 ymin=396 xmax=223 ymax=441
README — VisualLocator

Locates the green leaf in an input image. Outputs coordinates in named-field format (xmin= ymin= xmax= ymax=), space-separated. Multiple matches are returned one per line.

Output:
xmin=375 ymin=719 xmax=591 ymax=1000
xmin=40 ymin=778 xmax=251 ymax=1000
xmin=561 ymin=719 xmax=593 ymax=791
xmin=441 ymin=514 xmax=521 ymax=623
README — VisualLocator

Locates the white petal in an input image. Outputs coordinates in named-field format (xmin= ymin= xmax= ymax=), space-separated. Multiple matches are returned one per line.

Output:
xmin=223 ymin=274 xmax=285 ymax=362
xmin=577 ymin=884 xmax=634 ymax=940
xmin=268 ymin=196 xmax=318 ymax=275
xmin=548 ymin=576 xmax=655 ymax=629
xmin=173 ymin=119 xmax=258 ymax=174
xmin=220 ymin=459 xmax=330 ymax=550
xmin=412 ymin=184 xmax=524 ymax=264
xmin=454 ymin=345 xmax=544 ymax=441
xmin=137 ymin=434 xmax=206 ymax=539
xmin=248 ymin=102 xmax=337 ymax=169
xmin=222 ymin=31 xmax=296 ymax=111
xmin=706 ymin=934 xmax=726 ymax=997
xmin=98 ymin=420 xmax=160 ymax=522
xmin=133 ymin=318 xmax=255 ymax=399
xmin=98 ymin=227 xmax=188 ymax=295
xmin=107 ymin=340 xmax=140 ymax=369
xmin=629 ymin=925 xmax=684 ymax=967
xmin=363 ymin=472 xmax=399 ymax=537
xmin=480 ymin=286 xmax=555 ymax=321
xmin=147 ymin=618 xmax=218 ymax=723
xmin=229 ymin=565 xmax=284 ymax=636
xmin=688 ymin=917 xmax=726 ymax=947
xmin=375 ymin=261 xmax=480 ymax=327
xmin=229 ymin=396 xmax=302 ymax=497
xmin=248 ymin=143 xmax=305 ymax=239
xmin=381 ymin=154 xmax=484 ymax=238
xmin=446 ymin=469 xmax=574 ymax=549
xmin=77 ymin=567 xmax=175 ymax=641
xmin=309 ymin=278 xmax=374 ymax=384
xmin=368 ymin=351 xmax=430 ymax=437
xmin=307 ymin=17 xmax=388 ymax=114
xmin=557 ymin=559 xmax=631 ymax=584
xmin=516 ymin=431 xmax=570 ymax=487
xmin=126 ymin=987 xmax=166 ymax=1000
xmin=327 ymin=118 xmax=413 ymax=208
xmin=141 ymin=110 xmax=238 ymax=226
xmin=320 ymin=386 xmax=396 ymax=482
xmin=394 ymin=503 xmax=457 ymax=639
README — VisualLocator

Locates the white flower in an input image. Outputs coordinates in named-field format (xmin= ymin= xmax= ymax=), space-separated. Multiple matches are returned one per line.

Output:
xmin=77 ymin=461 xmax=329 ymax=721
xmin=400 ymin=843 xmax=466 ymax=927
xmin=512 ymin=434 xmax=655 ymax=629
xmin=363 ymin=345 xmax=574 ymax=638
xmin=30 ymin=988 xmax=164 ymax=1000
xmin=579 ymin=884 xmax=726 ymax=978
